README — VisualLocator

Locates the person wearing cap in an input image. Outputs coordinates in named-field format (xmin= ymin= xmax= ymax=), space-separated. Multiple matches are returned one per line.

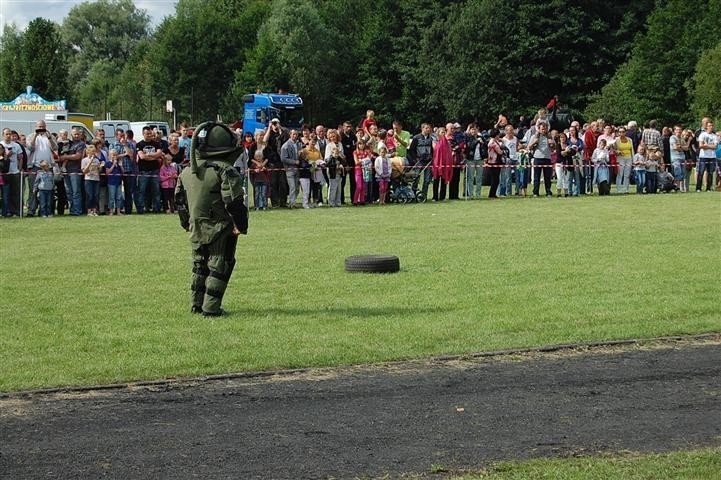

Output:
xmin=175 ymin=122 xmax=248 ymax=317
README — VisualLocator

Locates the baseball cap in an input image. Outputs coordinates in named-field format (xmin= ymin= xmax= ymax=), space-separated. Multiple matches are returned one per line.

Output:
xmin=453 ymin=122 xmax=461 ymax=129
xmin=271 ymin=118 xmax=280 ymax=124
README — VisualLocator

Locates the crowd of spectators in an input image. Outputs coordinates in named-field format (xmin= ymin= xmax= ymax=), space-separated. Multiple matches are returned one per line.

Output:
xmin=0 ymin=109 xmax=719 ymax=218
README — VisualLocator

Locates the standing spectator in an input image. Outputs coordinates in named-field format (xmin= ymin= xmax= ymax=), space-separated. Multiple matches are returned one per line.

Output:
xmin=683 ymin=128 xmax=697 ymax=192
xmin=616 ymin=126 xmax=635 ymax=194
xmin=178 ymin=125 xmax=192 ymax=164
xmin=375 ymin=145 xmax=391 ymax=205
xmin=105 ymin=150 xmax=124 ymax=215
xmin=448 ymin=123 xmax=463 ymax=200
xmin=0 ymin=144 xmax=8 ymax=216
xmin=501 ymin=125 xmax=519 ymax=197
xmin=431 ymin=125 xmax=453 ymax=201
xmin=661 ymin=126 xmax=672 ymax=174
xmin=123 ymin=129 xmax=139 ymax=214
xmin=159 ymin=155 xmax=178 ymax=213
xmin=264 ymin=118 xmax=289 ymax=208
xmin=59 ymin=127 xmax=86 ymax=216
xmin=109 ymin=128 xmax=132 ymax=213
xmin=353 ymin=140 xmax=370 ymax=205
xmin=392 ymin=120 xmax=411 ymax=159
xmin=626 ymin=121 xmax=642 ymax=151
xmin=136 ymin=126 xmax=163 ymax=214
xmin=54 ymin=129 xmax=70 ymax=215
xmin=464 ymin=124 xmax=485 ymax=199
xmin=645 ymin=146 xmax=661 ymax=194
xmin=1 ymin=128 xmax=22 ymax=216
xmin=297 ymin=139 xmax=315 ymax=209
xmin=528 ymin=122 xmax=555 ymax=197
xmin=303 ymin=137 xmax=324 ymax=206
xmin=633 ymin=144 xmax=648 ymax=194
xmin=487 ymin=128 xmax=504 ymax=199
xmin=25 ymin=120 xmax=57 ymax=217
xmin=592 ymin=139 xmax=611 ymax=196
xmin=93 ymin=138 xmax=109 ymax=214
xmin=249 ymin=150 xmax=268 ymax=210
xmin=697 ymin=121 xmax=718 ymax=192
xmin=325 ymin=145 xmax=344 ymax=207
xmin=408 ymin=123 xmax=434 ymax=199
xmin=669 ymin=125 xmax=688 ymax=192
xmin=315 ymin=125 xmax=328 ymax=160
xmin=556 ymin=132 xmax=573 ymax=197
xmin=340 ymin=122 xmax=356 ymax=204
xmin=642 ymin=120 xmax=663 ymax=151
xmin=566 ymin=125 xmax=584 ymax=196
xmin=81 ymin=144 xmax=101 ymax=216
xmin=32 ymin=160 xmax=55 ymax=218
xmin=281 ymin=129 xmax=300 ymax=208
xmin=582 ymin=122 xmax=598 ymax=194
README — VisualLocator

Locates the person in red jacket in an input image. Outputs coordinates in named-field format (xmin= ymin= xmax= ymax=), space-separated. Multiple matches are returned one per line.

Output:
xmin=583 ymin=121 xmax=599 ymax=194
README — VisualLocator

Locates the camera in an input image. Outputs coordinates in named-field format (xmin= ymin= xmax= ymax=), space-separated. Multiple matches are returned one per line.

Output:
xmin=35 ymin=128 xmax=46 ymax=134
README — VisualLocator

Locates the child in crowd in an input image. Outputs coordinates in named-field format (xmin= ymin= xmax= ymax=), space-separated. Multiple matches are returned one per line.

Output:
xmin=592 ymin=138 xmax=611 ymax=195
xmin=326 ymin=146 xmax=344 ymax=207
xmin=375 ymin=145 xmax=392 ymax=205
xmin=632 ymin=143 xmax=647 ymax=194
xmin=353 ymin=140 xmax=368 ymax=205
xmin=32 ymin=160 xmax=55 ymax=218
xmin=516 ymin=148 xmax=529 ymax=197
xmin=645 ymin=145 xmax=660 ymax=194
xmin=384 ymin=128 xmax=397 ymax=152
xmin=81 ymin=144 xmax=101 ymax=216
xmin=298 ymin=145 xmax=313 ymax=209
xmin=159 ymin=155 xmax=178 ymax=213
xmin=658 ymin=165 xmax=678 ymax=193
xmin=56 ymin=129 xmax=70 ymax=174
xmin=250 ymin=150 xmax=268 ymax=210
xmin=106 ymin=150 xmax=124 ymax=215
xmin=362 ymin=148 xmax=374 ymax=204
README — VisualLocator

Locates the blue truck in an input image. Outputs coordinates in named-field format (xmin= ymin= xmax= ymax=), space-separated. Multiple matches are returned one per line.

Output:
xmin=242 ymin=93 xmax=304 ymax=136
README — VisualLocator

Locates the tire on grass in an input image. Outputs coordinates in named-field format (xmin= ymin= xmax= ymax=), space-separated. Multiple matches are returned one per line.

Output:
xmin=345 ymin=255 xmax=400 ymax=274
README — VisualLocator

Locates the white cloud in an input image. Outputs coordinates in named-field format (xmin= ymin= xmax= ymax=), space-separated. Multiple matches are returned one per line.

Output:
xmin=0 ymin=0 xmax=170 ymax=34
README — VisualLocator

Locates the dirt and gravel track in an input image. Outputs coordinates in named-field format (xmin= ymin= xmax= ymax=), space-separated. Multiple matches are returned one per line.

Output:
xmin=1 ymin=336 xmax=720 ymax=479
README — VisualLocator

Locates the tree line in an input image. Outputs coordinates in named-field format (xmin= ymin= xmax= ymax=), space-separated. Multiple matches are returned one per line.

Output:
xmin=1 ymin=0 xmax=719 ymax=129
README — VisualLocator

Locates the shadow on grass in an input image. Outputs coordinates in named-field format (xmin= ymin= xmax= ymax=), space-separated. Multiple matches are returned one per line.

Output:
xmin=224 ymin=305 xmax=453 ymax=318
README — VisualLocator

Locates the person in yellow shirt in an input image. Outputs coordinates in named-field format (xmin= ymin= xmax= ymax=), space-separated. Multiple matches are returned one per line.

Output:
xmin=615 ymin=126 xmax=635 ymax=194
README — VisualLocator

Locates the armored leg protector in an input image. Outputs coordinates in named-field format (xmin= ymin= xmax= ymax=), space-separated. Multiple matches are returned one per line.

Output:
xmin=202 ymin=233 xmax=238 ymax=314
xmin=191 ymin=245 xmax=210 ymax=310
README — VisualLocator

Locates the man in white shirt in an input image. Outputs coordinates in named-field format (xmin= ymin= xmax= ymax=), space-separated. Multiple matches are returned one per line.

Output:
xmin=25 ymin=120 xmax=57 ymax=216
xmin=696 ymin=121 xmax=717 ymax=192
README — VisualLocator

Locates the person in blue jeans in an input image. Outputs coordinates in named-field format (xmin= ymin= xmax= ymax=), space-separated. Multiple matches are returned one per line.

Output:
xmin=32 ymin=160 xmax=55 ymax=217
xmin=59 ymin=128 xmax=86 ymax=216
xmin=135 ymin=126 xmax=163 ymax=213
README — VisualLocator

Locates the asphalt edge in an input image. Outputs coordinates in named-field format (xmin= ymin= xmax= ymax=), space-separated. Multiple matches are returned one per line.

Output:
xmin=3 ymin=332 xmax=719 ymax=399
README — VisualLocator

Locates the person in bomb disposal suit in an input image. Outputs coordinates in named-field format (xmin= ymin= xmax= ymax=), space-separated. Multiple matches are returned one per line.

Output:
xmin=175 ymin=122 xmax=249 ymax=317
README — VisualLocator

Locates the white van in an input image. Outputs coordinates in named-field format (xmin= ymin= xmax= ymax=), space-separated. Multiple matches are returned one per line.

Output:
xmin=129 ymin=121 xmax=170 ymax=139
xmin=0 ymin=119 xmax=94 ymax=141
xmin=93 ymin=120 xmax=131 ymax=139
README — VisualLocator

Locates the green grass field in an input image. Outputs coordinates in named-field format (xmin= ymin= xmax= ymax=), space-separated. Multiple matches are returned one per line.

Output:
xmin=452 ymin=447 xmax=721 ymax=480
xmin=1 ymin=193 xmax=719 ymax=391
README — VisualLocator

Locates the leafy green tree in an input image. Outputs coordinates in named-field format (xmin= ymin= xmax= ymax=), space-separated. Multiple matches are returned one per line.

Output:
xmin=21 ymin=18 xmax=67 ymax=101
xmin=586 ymin=0 xmax=721 ymax=125
xmin=691 ymin=41 xmax=721 ymax=123
xmin=61 ymin=0 xmax=150 ymax=93
xmin=0 ymin=24 xmax=25 ymax=100
xmin=227 ymin=0 xmax=341 ymax=124
xmin=153 ymin=0 xmax=270 ymax=124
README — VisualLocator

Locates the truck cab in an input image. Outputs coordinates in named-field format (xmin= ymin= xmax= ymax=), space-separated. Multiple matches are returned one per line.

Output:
xmin=242 ymin=93 xmax=303 ymax=136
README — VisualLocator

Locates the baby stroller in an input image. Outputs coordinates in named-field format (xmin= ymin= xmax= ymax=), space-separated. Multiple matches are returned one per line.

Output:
xmin=389 ymin=163 xmax=428 ymax=204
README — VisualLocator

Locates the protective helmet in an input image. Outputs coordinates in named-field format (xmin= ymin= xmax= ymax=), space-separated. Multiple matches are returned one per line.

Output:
xmin=192 ymin=122 xmax=241 ymax=162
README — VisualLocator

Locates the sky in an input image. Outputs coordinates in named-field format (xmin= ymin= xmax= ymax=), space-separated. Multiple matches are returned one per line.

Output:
xmin=0 ymin=0 xmax=171 ymax=33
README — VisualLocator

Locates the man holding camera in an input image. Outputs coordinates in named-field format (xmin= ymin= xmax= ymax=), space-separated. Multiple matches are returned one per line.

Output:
xmin=24 ymin=120 xmax=58 ymax=217
xmin=263 ymin=117 xmax=289 ymax=208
